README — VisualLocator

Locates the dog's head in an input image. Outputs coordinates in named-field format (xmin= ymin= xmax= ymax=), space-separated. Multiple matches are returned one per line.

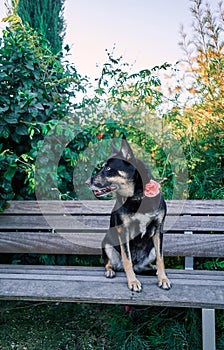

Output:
xmin=86 ymin=137 xmax=153 ymax=199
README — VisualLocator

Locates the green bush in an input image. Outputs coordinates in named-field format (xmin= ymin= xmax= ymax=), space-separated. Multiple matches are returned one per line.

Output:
xmin=166 ymin=0 xmax=224 ymax=199
xmin=0 ymin=23 xmax=85 ymax=205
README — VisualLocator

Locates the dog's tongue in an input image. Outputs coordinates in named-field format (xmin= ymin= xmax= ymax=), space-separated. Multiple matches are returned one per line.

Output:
xmin=144 ymin=180 xmax=160 ymax=197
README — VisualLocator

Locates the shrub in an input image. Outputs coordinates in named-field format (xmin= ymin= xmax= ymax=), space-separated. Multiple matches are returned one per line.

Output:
xmin=0 ymin=22 xmax=85 ymax=205
xmin=166 ymin=0 xmax=224 ymax=199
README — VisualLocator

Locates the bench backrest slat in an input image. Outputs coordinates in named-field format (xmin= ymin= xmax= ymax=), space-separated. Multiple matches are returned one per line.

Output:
xmin=0 ymin=231 xmax=223 ymax=257
xmin=0 ymin=200 xmax=223 ymax=257
xmin=0 ymin=214 xmax=223 ymax=232
xmin=3 ymin=200 xmax=224 ymax=215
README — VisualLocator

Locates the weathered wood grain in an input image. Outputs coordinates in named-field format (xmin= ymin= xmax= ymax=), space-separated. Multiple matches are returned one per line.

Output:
xmin=2 ymin=200 xmax=224 ymax=215
xmin=1 ymin=265 xmax=224 ymax=278
xmin=0 ymin=266 xmax=224 ymax=309
xmin=0 ymin=214 xmax=223 ymax=232
xmin=0 ymin=231 xmax=224 ymax=257
xmin=0 ymin=199 xmax=223 ymax=309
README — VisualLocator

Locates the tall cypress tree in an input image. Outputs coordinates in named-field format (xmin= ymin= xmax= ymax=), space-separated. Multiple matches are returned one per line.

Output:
xmin=17 ymin=0 xmax=66 ymax=54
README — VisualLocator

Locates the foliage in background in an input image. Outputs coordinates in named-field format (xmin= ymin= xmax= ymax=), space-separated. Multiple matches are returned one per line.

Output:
xmin=166 ymin=0 xmax=224 ymax=198
xmin=33 ymin=51 xmax=187 ymax=201
xmin=0 ymin=13 xmax=178 ymax=204
xmin=1 ymin=1 xmax=223 ymax=204
xmin=0 ymin=20 xmax=85 ymax=206
xmin=4 ymin=0 xmax=66 ymax=54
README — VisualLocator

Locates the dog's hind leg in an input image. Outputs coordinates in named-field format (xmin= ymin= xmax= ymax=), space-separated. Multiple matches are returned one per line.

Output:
xmin=152 ymin=230 xmax=172 ymax=290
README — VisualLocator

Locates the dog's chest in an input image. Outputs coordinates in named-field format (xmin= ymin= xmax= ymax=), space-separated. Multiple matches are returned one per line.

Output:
xmin=121 ymin=211 xmax=158 ymax=239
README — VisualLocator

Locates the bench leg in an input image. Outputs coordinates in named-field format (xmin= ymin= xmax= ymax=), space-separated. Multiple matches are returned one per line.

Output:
xmin=184 ymin=231 xmax=194 ymax=270
xmin=202 ymin=309 xmax=216 ymax=350
xmin=185 ymin=256 xmax=194 ymax=270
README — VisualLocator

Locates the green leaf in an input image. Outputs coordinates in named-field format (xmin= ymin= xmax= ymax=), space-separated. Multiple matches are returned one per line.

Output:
xmin=0 ymin=200 xmax=7 ymax=212
xmin=4 ymin=167 xmax=16 ymax=181
xmin=35 ymin=102 xmax=44 ymax=110
xmin=25 ymin=61 xmax=34 ymax=70
xmin=3 ymin=113 xmax=18 ymax=124
xmin=16 ymin=124 xmax=27 ymax=135
xmin=0 ymin=106 xmax=9 ymax=113
xmin=11 ymin=132 xmax=21 ymax=143
xmin=18 ymin=100 xmax=28 ymax=109
xmin=0 ymin=125 xmax=10 ymax=138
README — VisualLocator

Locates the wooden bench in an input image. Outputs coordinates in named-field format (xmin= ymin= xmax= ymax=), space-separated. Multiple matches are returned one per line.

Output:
xmin=0 ymin=199 xmax=223 ymax=350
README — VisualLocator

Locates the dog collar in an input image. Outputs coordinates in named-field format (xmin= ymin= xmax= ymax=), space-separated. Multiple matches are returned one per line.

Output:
xmin=130 ymin=194 xmax=145 ymax=201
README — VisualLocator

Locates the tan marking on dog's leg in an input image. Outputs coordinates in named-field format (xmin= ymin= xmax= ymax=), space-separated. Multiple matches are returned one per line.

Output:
xmin=105 ymin=260 xmax=116 ymax=278
xmin=117 ymin=225 xmax=123 ymax=234
xmin=117 ymin=227 xmax=142 ymax=292
xmin=152 ymin=232 xmax=171 ymax=290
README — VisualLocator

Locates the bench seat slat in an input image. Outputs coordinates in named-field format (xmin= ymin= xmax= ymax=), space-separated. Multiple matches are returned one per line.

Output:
xmin=1 ymin=265 xmax=224 ymax=278
xmin=0 ymin=231 xmax=224 ymax=256
xmin=0 ymin=266 xmax=223 ymax=309
xmin=2 ymin=272 xmax=224 ymax=286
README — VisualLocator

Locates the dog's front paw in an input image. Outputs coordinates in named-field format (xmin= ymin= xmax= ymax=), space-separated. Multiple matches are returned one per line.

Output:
xmin=158 ymin=277 xmax=172 ymax=290
xmin=105 ymin=269 xmax=116 ymax=278
xmin=128 ymin=278 xmax=142 ymax=292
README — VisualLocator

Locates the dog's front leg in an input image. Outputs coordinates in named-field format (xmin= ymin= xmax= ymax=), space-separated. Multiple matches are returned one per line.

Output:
xmin=152 ymin=230 xmax=171 ymax=290
xmin=117 ymin=226 xmax=142 ymax=292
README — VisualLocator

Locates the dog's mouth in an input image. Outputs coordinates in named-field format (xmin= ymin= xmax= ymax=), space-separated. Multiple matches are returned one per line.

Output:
xmin=93 ymin=184 xmax=118 ymax=197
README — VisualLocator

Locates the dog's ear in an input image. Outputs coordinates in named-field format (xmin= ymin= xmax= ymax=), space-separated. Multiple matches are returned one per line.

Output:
xmin=120 ymin=137 xmax=134 ymax=160
xmin=111 ymin=141 xmax=119 ymax=154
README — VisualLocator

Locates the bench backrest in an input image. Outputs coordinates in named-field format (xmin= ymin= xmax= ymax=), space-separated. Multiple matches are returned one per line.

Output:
xmin=0 ymin=200 xmax=223 ymax=259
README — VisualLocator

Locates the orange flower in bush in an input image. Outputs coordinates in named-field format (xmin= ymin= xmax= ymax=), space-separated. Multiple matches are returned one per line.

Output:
xmin=96 ymin=133 xmax=104 ymax=139
xmin=144 ymin=180 xmax=160 ymax=197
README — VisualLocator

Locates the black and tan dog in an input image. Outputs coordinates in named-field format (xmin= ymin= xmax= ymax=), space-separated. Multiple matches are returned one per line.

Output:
xmin=87 ymin=137 xmax=171 ymax=291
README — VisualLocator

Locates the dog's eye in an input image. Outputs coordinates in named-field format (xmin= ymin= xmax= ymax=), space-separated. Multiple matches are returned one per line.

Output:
xmin=106 ymin=167 xmax=111 ymax=171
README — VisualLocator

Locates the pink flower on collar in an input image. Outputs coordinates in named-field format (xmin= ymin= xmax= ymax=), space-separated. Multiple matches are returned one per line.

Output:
xmin=144 ymin=180 xmax=161 ymax=198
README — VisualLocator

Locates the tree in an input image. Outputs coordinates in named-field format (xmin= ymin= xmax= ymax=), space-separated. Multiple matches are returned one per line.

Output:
xmin=167 ymin=0 xmax=224 ymax=198
xmin=17 ymin=0 xmax=66 ymax=54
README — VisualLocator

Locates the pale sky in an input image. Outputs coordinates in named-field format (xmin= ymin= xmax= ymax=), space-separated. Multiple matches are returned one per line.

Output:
xmin=65 ymin=0 xmax=192 ymax=77
xmin=0 ymin=0 xmax=220 ymax=78
xmin=64 ymin=0 xmax=220 ymax=78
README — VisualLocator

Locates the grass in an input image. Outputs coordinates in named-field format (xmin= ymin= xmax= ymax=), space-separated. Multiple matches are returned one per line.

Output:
xmin=0 ymin=301 xmax=198 ymax=350
xmin=0 ymin=302 xmax=112 ymax=350
xmin=0 ymin=301 xmax=223 ymax=350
